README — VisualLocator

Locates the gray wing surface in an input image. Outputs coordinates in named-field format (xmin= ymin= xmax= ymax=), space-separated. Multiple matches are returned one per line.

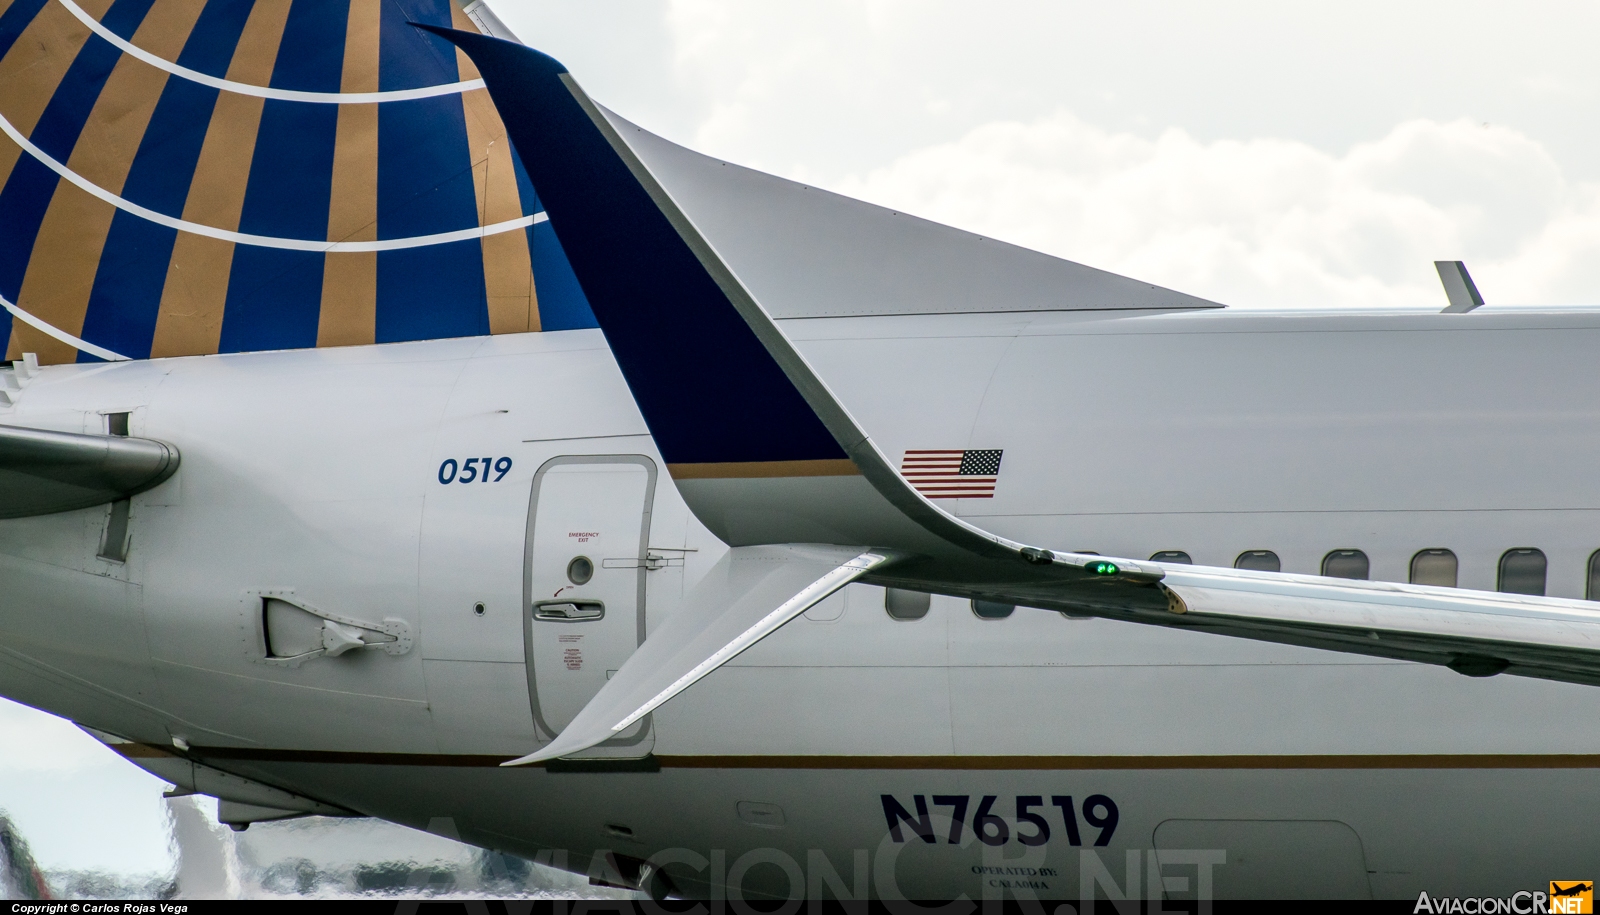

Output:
xmin=607 ymin=108 xmax=1223 ymax=320
xmin=953 ymin=556 xmax=1600 ymax=690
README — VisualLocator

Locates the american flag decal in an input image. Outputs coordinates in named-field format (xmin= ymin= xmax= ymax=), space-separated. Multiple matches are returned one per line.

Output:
xmin=900 ymin=449 xmax=1004 ymax=499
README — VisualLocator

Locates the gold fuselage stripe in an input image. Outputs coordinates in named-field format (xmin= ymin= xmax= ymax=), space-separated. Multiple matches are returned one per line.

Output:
xmin=118 ymin=746 xmax=1600 ymax=771
xmin=668 ymin=459 xmax=863 ymax=480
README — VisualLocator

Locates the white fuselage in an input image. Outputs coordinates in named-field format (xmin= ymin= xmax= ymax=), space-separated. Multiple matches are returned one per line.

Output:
xmin=1 ymin=305 xmax=1597 ymax=901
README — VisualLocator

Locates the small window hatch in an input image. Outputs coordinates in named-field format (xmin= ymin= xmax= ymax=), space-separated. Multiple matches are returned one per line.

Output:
xmin=1234 ymin=550 xmax=1280 ymax=573
xmin=1411 ymin=549 xmax=1458 ymax=588
xmin=884 ymin=588 xmax=930 ymax=621
xmin=1498 ymin=549 xmax=1546 ymax=596
xmin=1322 ymin=549 xmax=1369 ymax=580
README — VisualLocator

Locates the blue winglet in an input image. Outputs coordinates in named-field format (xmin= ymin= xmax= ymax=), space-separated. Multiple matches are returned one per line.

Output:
xmin=416 ymin=26 xmax=845 ymax=469
xmin=426 ymin=25 xmax=1033 ymax=562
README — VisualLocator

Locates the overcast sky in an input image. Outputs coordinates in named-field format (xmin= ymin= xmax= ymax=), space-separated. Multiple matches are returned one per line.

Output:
xmin=9 ymin=0 xmax=1600 ymax=881
xmin=497 ymin=0 xmax=1600 ymax=310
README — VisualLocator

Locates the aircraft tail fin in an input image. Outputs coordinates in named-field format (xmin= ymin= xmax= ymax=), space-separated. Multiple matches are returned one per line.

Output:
xmin=0 ymin=0 xmax=594 ymax=365
xmin=1435 ymin=260 xmax=1485 ymax=313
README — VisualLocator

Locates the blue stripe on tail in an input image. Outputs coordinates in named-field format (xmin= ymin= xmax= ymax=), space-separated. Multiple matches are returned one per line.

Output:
xmin=0 ymin=0 xmax=60 ymax=344
xmin=78 ymin=0 xmax=254 ymax=360
xmin=219 ymin=0 xmax=346 ymax=353
xmin=0 ymin=0 xmax=157 ymax=320
xmin=372 ymin=1 xmax=488 ymax=342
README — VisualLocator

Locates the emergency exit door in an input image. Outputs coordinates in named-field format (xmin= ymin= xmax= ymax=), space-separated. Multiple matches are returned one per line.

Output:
xmin=523 ymin=455 xmax=656 ymax=755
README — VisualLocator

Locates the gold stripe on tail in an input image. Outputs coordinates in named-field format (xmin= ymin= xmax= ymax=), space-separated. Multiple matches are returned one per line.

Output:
xmin=454 ymin=3 xmax=536 ymax=335
xmin=317 ymin=0 xmax=379 ymax=347
xmin=149 ymin=0 xmax=290 ymax=357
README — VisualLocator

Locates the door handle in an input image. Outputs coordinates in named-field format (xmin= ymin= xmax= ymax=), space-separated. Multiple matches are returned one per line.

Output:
xmin=533 ymin=599 xmax=605 ymax=622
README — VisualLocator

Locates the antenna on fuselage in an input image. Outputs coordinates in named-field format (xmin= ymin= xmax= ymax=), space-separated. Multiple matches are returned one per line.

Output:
xmin=1435 ymin=261 xmax=1485 ymax=313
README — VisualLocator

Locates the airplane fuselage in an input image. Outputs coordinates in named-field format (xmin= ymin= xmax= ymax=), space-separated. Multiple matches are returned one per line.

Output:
xmin=2 ymin=304 xmax=1598 ymax=901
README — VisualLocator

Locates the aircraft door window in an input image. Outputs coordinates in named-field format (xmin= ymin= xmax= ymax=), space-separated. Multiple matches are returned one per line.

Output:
xmin=1588 ymin=550 xmax=1600 ymax=600
xmin=1410 ymin=549 xmax=1458 ymax=588
xmin=971 ymin=599 xmax=1014 ymax=620
xmin=885 ymin=588 xmax=930 ymax=620
xmin=1234 ymin=550 xmax=1280 ymax=572
xmin=566 ymin=555 xmax=594 ymax=585
xmin=1149 ymin=551 xmax=1192 ymax=564
xmin=1497 ymin=548 xmax=1546 ymax=596
xmin=1321 ymin=550 xmax=1369 ymax=580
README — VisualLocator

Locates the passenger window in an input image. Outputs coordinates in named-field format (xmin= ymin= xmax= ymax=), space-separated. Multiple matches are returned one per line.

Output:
xmin=971 ymin=599 xmax=1014 ymax=620
xmin=1321 ymin=549 xmax=1369 ymax=580
xmin=1234 ymin=550 xmax=1280 ymax=572
xmin=1150 ymin=551 xmax=1192 ymax=564
xmin=1498 ymin=548 xmax=1546 ymax=596
xmin=1410 ymin=549 xmax=1458 ymax=588
xmin=1589 ymin=551 xmax=1600 ymax=600
xmin=885 ymin=588 xmax=930 ymax=621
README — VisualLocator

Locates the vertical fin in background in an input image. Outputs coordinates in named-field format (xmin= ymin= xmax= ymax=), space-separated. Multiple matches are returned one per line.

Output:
xmin=0 ymin=0 xmax=596 ymax=365
xmin=1435 ymin=260 xmax=1485 ymax=314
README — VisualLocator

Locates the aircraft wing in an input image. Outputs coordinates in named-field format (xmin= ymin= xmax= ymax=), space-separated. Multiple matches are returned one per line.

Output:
xmin=432 ymin=28 xmax=1600 ymax=761
xmin=997 ymin=557 xmax=1600 ymax=686
xmin=0 ymin=424 xmax=179 ymax=519
xmin=514 ymin=538 xmax=1600 ymax=761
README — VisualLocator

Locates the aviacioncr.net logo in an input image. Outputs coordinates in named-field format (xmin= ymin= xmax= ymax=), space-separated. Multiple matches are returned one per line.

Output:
xmin=1414 ymin=883 xmax=1593 ymax=914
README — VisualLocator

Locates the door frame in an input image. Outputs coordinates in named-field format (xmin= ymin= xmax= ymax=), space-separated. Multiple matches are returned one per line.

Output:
xmin=521 ymin=453 xmax=657 ymax=747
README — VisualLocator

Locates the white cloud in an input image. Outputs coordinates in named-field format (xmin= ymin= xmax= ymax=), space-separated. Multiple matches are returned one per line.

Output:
xmin=499 ymin=1 xmax=1600 ymax=310
xmin=826 ymin=113 xmax=1600 ymax=309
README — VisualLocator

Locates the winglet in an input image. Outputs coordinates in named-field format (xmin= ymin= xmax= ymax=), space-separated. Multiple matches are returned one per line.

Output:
xmin=503 ymin=546 xmax=895 ymax=765
xmin=1435 ymin=261 xmax=1485 ymax=313
xmin=416 ymin=25 xmax=1026 ymax=563
xmin=421 ymin=27 xmax=1148 ymax=587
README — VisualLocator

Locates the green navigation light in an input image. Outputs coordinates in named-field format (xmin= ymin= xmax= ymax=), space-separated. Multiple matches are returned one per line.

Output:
xmin=1089 ymin=561 xmax=1119 ymax=576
